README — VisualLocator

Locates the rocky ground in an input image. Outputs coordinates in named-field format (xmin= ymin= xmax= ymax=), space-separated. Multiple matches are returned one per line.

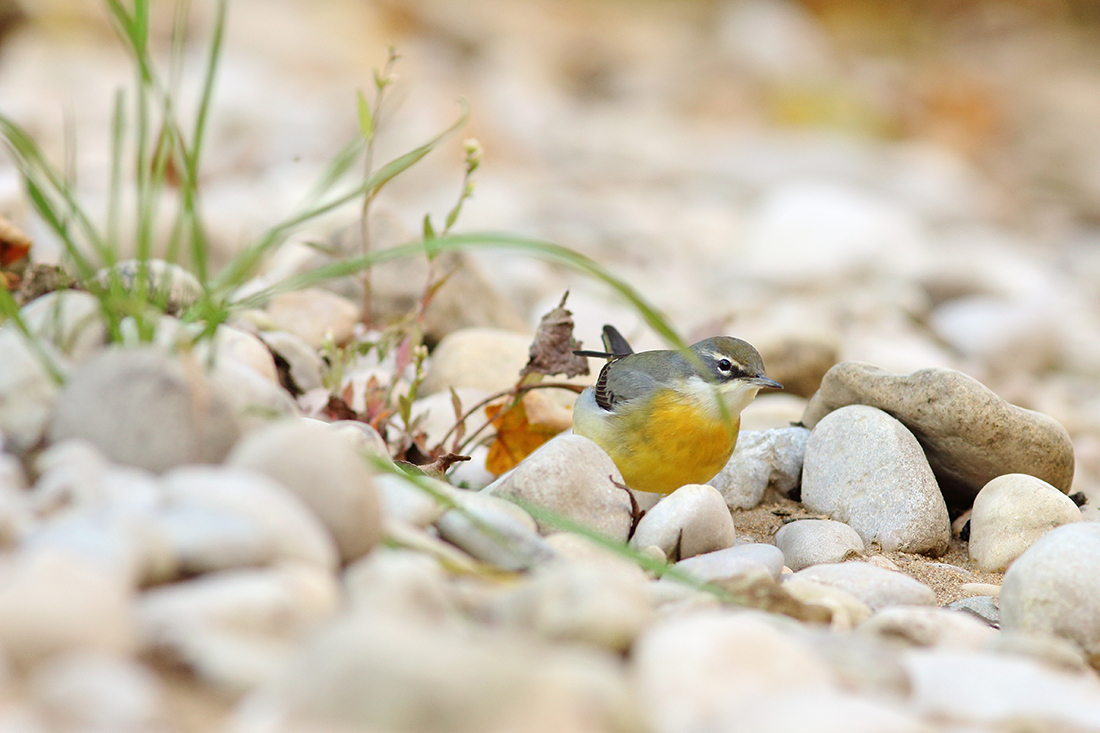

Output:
xmin=3 ymin=0 xmax=1100 ymax=731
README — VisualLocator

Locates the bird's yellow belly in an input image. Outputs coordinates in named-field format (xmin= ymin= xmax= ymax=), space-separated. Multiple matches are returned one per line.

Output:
xmin=584 ymin=390 xmax=739 ymax=495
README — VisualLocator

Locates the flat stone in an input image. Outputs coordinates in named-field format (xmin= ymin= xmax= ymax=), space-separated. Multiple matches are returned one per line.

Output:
xmin=708 ymin=426 xmax=809 ymax=509
xmin=676 ymin=543 xmax=786 ymax=583
xmin=968 ymin=473 xmax=1082 ymax=572
xmin=802 ymin=405 xmax=950 ymax=556
xmin=945 ymin=596 xmax=1000 ymax=628
xmin=629 ymin=484 xmax=736 ymax=561
xmin=227 ymin=419 xmax=383 ymax=563
xmin=49 ymin=348 xmax=240 ymax=473
xmin=484 ymin=434 xmax=632 ymax=542
xmin=775 ymin=519 xmax=865 ymax=571
xmin=801 ymin=362 xmax=1075 ymax=508
xmin=1000 ymin=522 xmax=1100 ymax=667
xmin=792 ymin=562 xmax=936 ymax=611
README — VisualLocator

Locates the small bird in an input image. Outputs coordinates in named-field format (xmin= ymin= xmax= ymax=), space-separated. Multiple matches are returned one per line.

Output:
xmin=572 ymin=325 xmax=781 ymax=494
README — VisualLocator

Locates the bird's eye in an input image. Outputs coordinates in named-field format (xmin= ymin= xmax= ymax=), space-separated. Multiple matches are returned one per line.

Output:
xmin=717 ymin=358 xmax=733 ymax=373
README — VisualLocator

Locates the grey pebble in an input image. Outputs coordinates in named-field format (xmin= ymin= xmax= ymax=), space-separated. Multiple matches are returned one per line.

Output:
xmin=775 ymin=519 xmax=865 ymax=571
xmin=708 ymin=426 xmax=809 ymax=509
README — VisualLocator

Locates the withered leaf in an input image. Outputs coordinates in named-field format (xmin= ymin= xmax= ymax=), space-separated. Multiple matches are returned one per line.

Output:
xmin=519 ymin=290 xmax=590 ymax=380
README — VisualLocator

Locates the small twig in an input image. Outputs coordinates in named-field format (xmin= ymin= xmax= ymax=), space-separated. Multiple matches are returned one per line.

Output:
xmin=434 ymin=380 xmax=585 ymax=456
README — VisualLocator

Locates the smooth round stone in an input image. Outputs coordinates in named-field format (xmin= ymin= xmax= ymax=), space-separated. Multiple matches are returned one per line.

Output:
xmin=676 ymin=543 xmax=786 ymax=584
xmin=159 ymin=465 xmax=340 ymax=573
xmin=266 ymin=288 xmax=360 ymax=349
xmin=484 ymin=434 xmax=632 ymax=542
xmin=708 ymin=426 xmax=809 ymax=509
xmin=234 ymin=613 xmax=637 ymax=733
xmin=420 ymin=327 xmax=533 ymax=396
xmin=0 ymin=329 xmax=64 ymax=453
xmin=775 ymin=519 xmax=865 ymax=571
xmin=633 ymin=610 xmax=836 ymax=733
xmin=374 ymin=473 xmax=451 ymax=528
xmin=436 ymin=491 xmax=555 ymax=571
xmin=857 ymin=606 xmax=995 ymax=649
xmin=94 ymin=259 xmax=203 ymax=314
xmin=628 ymin=484 xmax=735 ymax=561
xmin=492 ymin=560 xmax=655 ymax=651
xmin=206 ymin=324 xmax=279 ymax=383
xmin=29 ymin=653 xmax=165 ymax=733
xmin=326 ymin=420 xmax=389 ymax=459
xmin=969 ymin=473 xmax=1082 ymax=572
xmin=802 ymin=405 xmax=950 ymax=556
xmin=902 ymin=649 xmax=1100 ymax=730
xmin=801 ymin=362 xmax=1075 ymax=507
xmin=792 ymin=562 xmax=936 ymax=611
xmin=0 ymin=548 xmax=136 ymax=667
xmin=343 ymin=549 xmax=456 ymax=625
xmin=227 ymin=419 xmax=383 ymax=563
xmin=987 ymin=631 xmax=1091 ymax=674
xmin=49 ymin=347 xmax=240 ymax=473
xmin=258 ymin=329 xmax=324 ymax=392
xmin=19 ymin=289 xmax=107 ymax=362
xmin=138 ymin=564 xmax=341 ymax=693
xmin=207 ymin=355 xmax=300 ymax=430
xmin=774 ymin=512 xmax=866 ymax=572
xmin=1000 ymin=522 xmax=1100 ymax=667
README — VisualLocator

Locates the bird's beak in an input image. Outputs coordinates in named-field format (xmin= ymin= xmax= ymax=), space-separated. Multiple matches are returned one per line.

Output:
xmin=750 ymin=376 xmax=783 ymax=390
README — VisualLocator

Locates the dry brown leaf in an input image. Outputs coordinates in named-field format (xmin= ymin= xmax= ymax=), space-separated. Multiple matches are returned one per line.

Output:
xmin=0 ymin=215 xmax=31 ymax=268
xmin=520 ymin=291 xmax=590 ymax=381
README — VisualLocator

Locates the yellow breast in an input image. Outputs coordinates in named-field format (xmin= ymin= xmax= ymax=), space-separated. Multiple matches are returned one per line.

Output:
xmin=574 ymin=388 xmax=740 ymax=495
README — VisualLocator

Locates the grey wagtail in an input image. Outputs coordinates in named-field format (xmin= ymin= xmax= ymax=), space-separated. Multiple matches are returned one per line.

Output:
xmin=572 ymin=325 xmax=781 ymax=494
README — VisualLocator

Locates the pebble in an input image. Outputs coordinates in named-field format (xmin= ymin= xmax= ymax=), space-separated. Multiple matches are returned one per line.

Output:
xmin=801 ymin=362 xmax=1075 ymax=508
xmin=19 ymin=289 xmax=107 ymax=362
xmin=0 ymin=454 xmax=33 ymax=547
xmin=484 ymin=434 xmax=633 ymax=541
xmin=1000 ymin=521 xmax=1100 ymax=667
xmin=791 ymin=562 xmax=937 ymax=611
xmin=987 ymin=630 xmax=1092 ymax=674
xmin=159 ymin=465 xmax=340 ymax=573
xmin=405 ymin=386 xmax=491 ymax=448
xmin=902 ymin=649 xmax=1100 ymax=730
xmin=801 ymin=405 xmax=950 ymax=556
xmin=435 ymin=490 xmax=555 ymax=570
xmin=628 ymin=484 xmax=735 ymax=561
xmin=265 ymin=288 xmax=360 ymax=348
xmin=258 ymin=329 xmax=325 ymax=392
xmin=343 ymin=549 xmax=457 ymax=625
xmin=206 ymin=354 xmax=301 ymax=429
xmin=633 ymin=610 xmax=835 ymax=733
xmin=137 ymin=564 xmax=341 ymax=692
xmin=968 ymin=473 xmax=1082 ymax=572
xmin=775 ymin=518 xmax=865 ymax=571
xmin=708 ymin=426 xmax=809 ymax=509
xmin=0 ymin=329 xmax=64 ymax=453
xmin=0 ymin=548 xmax=137 ymax=667
xmin=491 ymin=560 xmax=655 ymax=651
xmin=419 ymin=327 xmax=533 ymax=395
xmin=227 ymin=419 xmax=383 ymax=563
xmin=94 ymin=259 xmax=204 ymax=314
xmin=232 ymin=612 xmax=638 ymax=733
xmin=49 ymin=347 xmax=240 ymax=473
xmin=29 ymin=652 xmax=166 ymax=733
xmin=857 ymin=606 xmax=995 ymax=649
xmin=374 ymin=473 xmax=451 ymax=528
xmin=675 ymin=542 xmax=786 ymax=584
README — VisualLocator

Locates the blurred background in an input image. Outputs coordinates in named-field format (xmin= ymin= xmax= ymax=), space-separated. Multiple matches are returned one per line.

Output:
xmin=4 ymin=0 xmax=1100 ymax=496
